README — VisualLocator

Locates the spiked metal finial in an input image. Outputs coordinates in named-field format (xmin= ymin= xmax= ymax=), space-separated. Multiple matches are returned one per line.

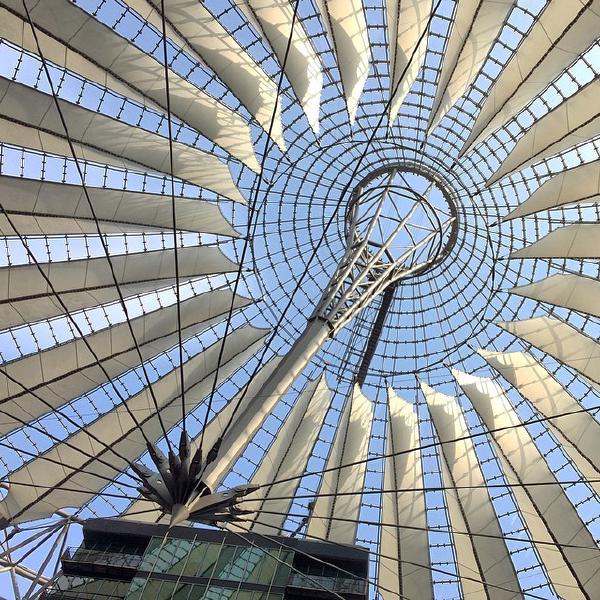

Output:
xmin=132 ymin=431 xmax=258 ymax=527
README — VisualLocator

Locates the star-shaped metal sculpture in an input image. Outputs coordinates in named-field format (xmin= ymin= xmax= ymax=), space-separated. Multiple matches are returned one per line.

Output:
xmin=132 ymin=432 xmax=258 ymax=527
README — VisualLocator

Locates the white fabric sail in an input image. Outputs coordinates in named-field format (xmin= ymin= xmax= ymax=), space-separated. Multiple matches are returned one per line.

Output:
xmin=505 ymin=158 xmax=600 ymax=220
xmin=0 ymin=78 xmax=246 ymax=203
xmin=509 ymin=273 xmax=600 ymax=318
xmin=306 ymin=384 xmax=372 ymax=544
xmin=488 ymin=77 xmax=600 ymax=185
xmin=386 ymin=0 xmax=432 ymax=124
xmin=0 ymin=325 xmax=268 ymax=525
xmin=313 ymin=0 xmax=369 ymax=125
xmin=428 ymin=0 xmax=513 ymax=134
xmin=0 ymin=245 xmax=237 ymax=323
xmin=479 ymin=349 xmax=600 ymax=498
xmin=0 ymin=175 xmax=239 ymax=237
xmin=0 ymin=1 xmax=260 ymax=172
xmin=0 ymin=246 xmax=238 ymax=318
xmin=247 ymin=374 xmax=332 ymax=535
xmin=461 ymin=0 xmax=600 ymax=156
xmin=498 ymin=317 xmax=600 ymax=386
xmin=379 ymin=388 xmax=432 ymax=600
xmin=422 ymin=380 xmax=521 ymax=599
xmin=456 ymin=370 xmax=600 ymax=598
xmin=144 ymin=0 xmax=285 ymax=150
xmin=0 ymin=289 xmax=252 ymax=437
xmin=238 ymin=0 xmax=322 ymax=134
xmin=510 ymin=224 xmax=600 ymax=259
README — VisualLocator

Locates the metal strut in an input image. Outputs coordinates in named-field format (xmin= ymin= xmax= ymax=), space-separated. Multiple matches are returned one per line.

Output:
xmin=355 ymin=283 xmax=397 ymax=386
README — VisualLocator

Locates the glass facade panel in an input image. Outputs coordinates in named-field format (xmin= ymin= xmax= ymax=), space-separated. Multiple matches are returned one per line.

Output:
xmin=136 ymin=538 xmax=293 ymax=588
xmin=139 ymin=539 xmax=193 ymax=576
xmin=126 ymin=577 xmax=286 ymax=600
xmin=45 ymin=524 xmax=366 ymax=600
xmin=126 ymin=578 xmax=157 ymax=600
xmin=214 ymin=545 xmax=243 ymax=580
xmin=272 ymin=551 xmax=293 ymax=586
xmin=171 ymin=581 xmax=196 ymax=600
xmin=204 ymin=585 xmax=236 ymax=600
xmin=49 ymin=537 xmax=320 ymax=600
xmin=188 ymin=542 xmax=220 ymax=578
xmin=46 ymin=576 xmax=131 ymax=599
xmin=238 ymin=547 xmax=268 ymax=584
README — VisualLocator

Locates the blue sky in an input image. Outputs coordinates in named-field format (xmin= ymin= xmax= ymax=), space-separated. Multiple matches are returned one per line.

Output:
xmin=1 ymin=0 xmax=600 ymax=598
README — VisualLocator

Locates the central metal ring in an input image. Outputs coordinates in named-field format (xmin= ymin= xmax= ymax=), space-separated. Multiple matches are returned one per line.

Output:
xmin=346 ymin=164 xmax=459 ymax=277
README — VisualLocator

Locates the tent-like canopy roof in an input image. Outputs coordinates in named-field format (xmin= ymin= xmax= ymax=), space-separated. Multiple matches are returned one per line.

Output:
xmin=0 ymin=1 xmax=599 ymax=598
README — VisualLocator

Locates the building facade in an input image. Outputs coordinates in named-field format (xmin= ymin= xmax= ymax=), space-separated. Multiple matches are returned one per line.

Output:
xmin=42 ymin=519 xmax=369 ymax=600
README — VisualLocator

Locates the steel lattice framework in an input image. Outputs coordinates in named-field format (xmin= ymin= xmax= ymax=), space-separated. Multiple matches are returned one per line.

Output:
xmin=0 ymin=0 xmax=600 ymax=599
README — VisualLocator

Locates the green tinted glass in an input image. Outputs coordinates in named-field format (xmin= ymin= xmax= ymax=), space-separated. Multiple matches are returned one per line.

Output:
xmin=139 ymin=538 xmax=193 ymax=576
xmin=237 ymin=547 xmax=265 ymax=583
xmin=214 ymin=544 xmax=239 ymax=579
xmin=156 ymin=580 xmax=176 ymax=600
xmin=193 ymin=542 xmax=221 ymax=578
xmin=203 ymin=585 xmax=236 ymax=600
xmin=272 ymin=550 xmax=293 ymax=586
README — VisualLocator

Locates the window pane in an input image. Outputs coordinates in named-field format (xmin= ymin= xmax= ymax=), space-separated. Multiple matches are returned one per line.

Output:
xmin=272 ymin=550 xmax=293 ymax=585
xmin=214 ymin=545 xmax=238 ymax=579
xmin=227 ymin=546 xmax=250 ymax=582
xmin=194 ymin=543 xmax=221 ymax=578
xmin=127 ymin=579 xmax=163 ymax=600
xmin=140 ymin=538 xmax=191 ymax=576
xmin=172 ymin=582 xmax=195 ymax=600
xmin=204 ymin=585 xmax=236 ymax=600
xmin=255 ymin=553 xmax=277 ymax=585
xmin=235 ymin=591 xmax=254 ymax=600
xmin=163 ymin=540 xmax=191 ymax=576
xmin=238 ymin=547 xmax=264 ymax=583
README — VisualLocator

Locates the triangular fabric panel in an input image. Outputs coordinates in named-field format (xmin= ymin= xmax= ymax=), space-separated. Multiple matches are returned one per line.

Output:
xmin=306 ymin=384 xmax=373 ymax=544
xmin=422 ymin=380 xmax=522 ymax=599
xmin=122 ymin=0 xmax=199 ymax=52
xmin=498 ymin=317 xmax=600 ymax=387
xmin=509 ymin=273 xmax=600 ymax=318
xmin=239 ymin=0 xmax=322 ymax=134
xmin=0 ymin=214 xmax=152 ymax=237
xmin=0 ymin=1 xmax=260 ymax=172
xmin=0 ymin=246 xmax=237 ymax=305
xmin=456 ymin=370 xmax=600 ymax=598
xmin=493 ymin=450 xmax=587 ymax=600
xmin=505 ymin=159 xmax=600 ymax=220
xmin=0 ymin=79 xmax=246 ymax=203
xmin=0 ymin=116 xmax=148 ymax=181
xmin=0 ymin=176 xmax=240 ymax=237
xmin=488 ymin=77 xmax=600 ymax=185
xmin=0 ymin=5 xmax=147 ymax=107
xmin=379 ymin=388 xmax=432 ymax=600
xmin=145 ymin=0 xmax=285 ymax=150
xmin=247 ymin=374 xmax=332 ymax=535
xmin=0 ymin=289 xmax=252 ymax=437
xmin=428 ymin=0 xmax=513 ymax=133
xmin=0 ymin=279 xmax=188 ymax=332
xmin=387 ymin=0 xmax=432 ymax=124
xmin=479 ymin=349 xmax=600 ymax=498
xmin=314 ymin=0 xmax=369 ymax=125
xmin=0 ymin=325 xmax=268 ymax=524
xmin=461 ymin=0 xmax=600 ymax=156
xmin=510 ymin=224 xmax=600 ymax=259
